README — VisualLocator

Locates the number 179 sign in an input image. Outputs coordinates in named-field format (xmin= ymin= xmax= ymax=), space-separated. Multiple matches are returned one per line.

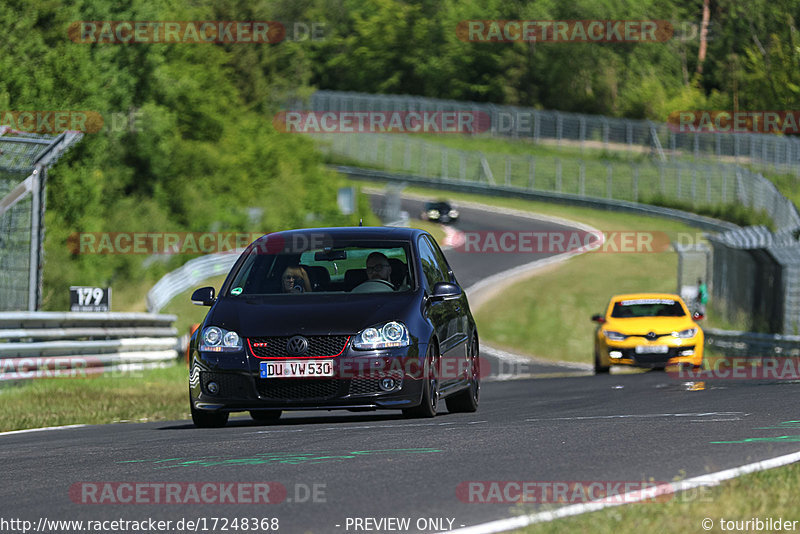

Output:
xmin=70 ymin=286 xmax=111 ymax=312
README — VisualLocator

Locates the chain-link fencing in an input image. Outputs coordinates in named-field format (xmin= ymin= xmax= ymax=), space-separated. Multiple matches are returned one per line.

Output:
xmin=0 ymin=129 xmax=82 ymax=311
xmin=313 ymin=131 xmax=800 ymax=232
xmin=311 ymin=90 xmax=800 ymax=177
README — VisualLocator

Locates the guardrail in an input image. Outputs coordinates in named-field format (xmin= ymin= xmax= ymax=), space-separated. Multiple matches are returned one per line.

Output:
xmin=704 ymin=328 xmax=800 ymax=358
xmin=334 ymin=165 xmax=740 ymax=233
xmin=0 ymin=312 xmax=179 ymax=381
xmin=146 ymin=252 xmax=241 ymax=313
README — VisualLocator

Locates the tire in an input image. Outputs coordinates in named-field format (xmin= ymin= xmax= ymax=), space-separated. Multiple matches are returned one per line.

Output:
xmin=191 ymin=404 xmax=229 ymax=428
xmin=403 ymin=345 xmax=439 ymax=418
xmin=594 ymin=351 xmax=610 ymax=374
xmin=446 ymin=336 xmax=480 ymax=413
xmin=250 ymin=410 xmax=282 ymax=423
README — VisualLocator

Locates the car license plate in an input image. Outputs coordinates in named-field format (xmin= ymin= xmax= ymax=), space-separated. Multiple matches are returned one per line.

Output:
xmin=260 ymin=360 xmax=334 ymax=378
xmin=635 ymin=345 xmax=669 ymax=354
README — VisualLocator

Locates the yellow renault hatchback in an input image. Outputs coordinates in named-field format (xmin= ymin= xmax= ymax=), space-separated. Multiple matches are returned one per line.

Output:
xmin=591 ymin=293 xmax=704 ymax=373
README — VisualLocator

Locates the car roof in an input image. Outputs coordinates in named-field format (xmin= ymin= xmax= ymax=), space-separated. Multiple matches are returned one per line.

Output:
xmin=251 ymin=226 xmax=430 ymax=245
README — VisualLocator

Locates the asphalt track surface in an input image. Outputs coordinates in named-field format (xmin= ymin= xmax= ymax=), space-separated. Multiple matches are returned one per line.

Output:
xmin=2 ymin=196 xmax=799 ymax=534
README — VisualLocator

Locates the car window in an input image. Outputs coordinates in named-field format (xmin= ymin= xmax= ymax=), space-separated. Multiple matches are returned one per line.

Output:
xmin=610 ymin=298 xmax=686 ymax=318
xmin=226 ymin=239 xmax=414 ymax=295
xmin=426 ymin=235 xmax=454 ymax=283
xmin=417 ymin=236 xmax=446 ymax=288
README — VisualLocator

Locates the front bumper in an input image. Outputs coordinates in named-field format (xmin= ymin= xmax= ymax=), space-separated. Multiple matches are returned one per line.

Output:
xmin=600 ymin=336 xmax=703 ymax=369
xmin=190 ymin=344 xmax=426 ymax=412
xmin=606 ymin=346 xmax=700 ymax=368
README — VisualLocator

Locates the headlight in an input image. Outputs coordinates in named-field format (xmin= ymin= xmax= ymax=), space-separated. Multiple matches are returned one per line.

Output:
xmin=427 ymin=209 xmax=440 ymax=219
xmin=673 ymin=328 xmax=697 ymax=339
xmin=200 ymin=326 xmax=243 ymax=352
xmin=603 ymin=330 xmax=627 ymax=341
xmin=448 ymin=209 xmax=459 ymax=218
xmin=353 ymin=321 xmax=410 ymax=350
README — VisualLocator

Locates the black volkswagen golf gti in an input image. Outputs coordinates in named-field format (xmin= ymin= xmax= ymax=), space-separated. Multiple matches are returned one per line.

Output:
xmin=188 ymin=227 xmax=480 ymax=427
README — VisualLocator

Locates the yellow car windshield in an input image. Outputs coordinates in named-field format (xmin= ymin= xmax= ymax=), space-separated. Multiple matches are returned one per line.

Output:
xmin=611 ymin=298 xmax=685 ymax=318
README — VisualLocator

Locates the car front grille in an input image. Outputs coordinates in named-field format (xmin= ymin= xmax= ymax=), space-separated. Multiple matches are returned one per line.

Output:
xmin=620 ymin=346 xmax=695 ymax=366
xmin=256 ymin=378 xmax=342 ymax=400
xmin=248 ymin=336 xmax=350 ymax=358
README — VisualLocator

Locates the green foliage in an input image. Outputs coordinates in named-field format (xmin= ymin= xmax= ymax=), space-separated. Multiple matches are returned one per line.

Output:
xmin=0 ymin=0 xmax=369 ymax=310
xmin=6 ymin=0 xmax=800 ymax=311
xmin=643 ymin=194 xmax=774 ymax=229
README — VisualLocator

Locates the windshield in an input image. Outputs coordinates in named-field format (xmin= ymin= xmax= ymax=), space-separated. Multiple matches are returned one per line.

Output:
xmin=610 ymin=298 xmax=686 ymax=318
xmin=227 ymin=239 xmax=414 ymax=296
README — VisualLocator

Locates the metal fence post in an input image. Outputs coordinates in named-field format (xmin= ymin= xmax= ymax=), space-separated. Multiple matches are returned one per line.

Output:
xmin=28 ymin=167 xmax=41 ymax=311
xmin=556 ymin=112 xmax=563 ymax=146
xmin=528 ymin=156 xmax=535 ymax=189
xmin=579 ymin=160 xmax=586 ymax=196
xmin=555 ymin=158 xmax=562 ymax=192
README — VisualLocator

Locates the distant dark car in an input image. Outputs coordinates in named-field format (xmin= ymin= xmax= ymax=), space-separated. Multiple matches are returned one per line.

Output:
xmin=188 ymin=227 xmax=479 ymax=427
xmin=422 ymin=201 xmax=459 ymax=224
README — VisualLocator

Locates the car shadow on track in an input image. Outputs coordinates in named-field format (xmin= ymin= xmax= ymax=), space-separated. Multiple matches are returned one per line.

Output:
xmin=157 ymin=411 xmax=446 ymax=430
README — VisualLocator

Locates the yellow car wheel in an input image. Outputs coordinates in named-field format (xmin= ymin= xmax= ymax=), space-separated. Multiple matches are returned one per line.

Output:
xmin=594 ymin=351 xmax=609 ymax=374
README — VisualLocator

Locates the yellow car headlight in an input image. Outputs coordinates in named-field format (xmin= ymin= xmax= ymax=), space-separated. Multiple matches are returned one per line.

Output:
xmin=603 ymin=330 xmax=627 ymax=341
xmin=673 ymin=328 xmax=697 ymax=339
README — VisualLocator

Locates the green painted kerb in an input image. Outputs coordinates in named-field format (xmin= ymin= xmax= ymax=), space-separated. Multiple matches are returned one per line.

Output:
xmin=119 ymin=448 xmax=443 ymax=469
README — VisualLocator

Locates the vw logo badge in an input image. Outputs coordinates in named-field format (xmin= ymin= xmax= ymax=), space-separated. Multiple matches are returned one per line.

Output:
xmin=286 ymin=335 xmax=309 ymax=355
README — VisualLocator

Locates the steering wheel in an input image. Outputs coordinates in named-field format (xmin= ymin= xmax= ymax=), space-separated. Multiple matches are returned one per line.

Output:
xmin=352 ymin=279 xmax=395 ymax=292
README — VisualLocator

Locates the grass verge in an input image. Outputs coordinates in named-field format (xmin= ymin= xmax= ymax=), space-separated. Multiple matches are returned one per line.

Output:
xmin=0 ymin=364 xmax=188 ymax=432
xmin=514 ymin=462 xmax=800 ymax=533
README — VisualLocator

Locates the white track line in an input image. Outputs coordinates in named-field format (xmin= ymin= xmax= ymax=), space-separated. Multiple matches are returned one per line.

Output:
xmin=0 ymin=424 xmax=86 ymax=436
xmin=441 ymin=447 xmax=800 ymax=534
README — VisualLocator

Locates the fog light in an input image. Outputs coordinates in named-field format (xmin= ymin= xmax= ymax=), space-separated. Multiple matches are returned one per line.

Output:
xmin=207 ymin=381 xmax=219 ymax=395
xmin=680 ymin=349 xmax=695 ymax=356
xmin=609 ymin=351 xmax=623 ymax=359
xmin=379 ymin=378 xmax=396 ymax=391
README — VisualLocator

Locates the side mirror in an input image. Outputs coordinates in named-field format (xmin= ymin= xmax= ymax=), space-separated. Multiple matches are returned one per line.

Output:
xmin=191 ymin=286 xmax=216 ymax=306
xmin=692 ymin=312 xmax=704 ymax=321
xmin=591 ymin=314 xmax=605 ymax=324
xmin=429 ymin=282 xmax=462 ymax=302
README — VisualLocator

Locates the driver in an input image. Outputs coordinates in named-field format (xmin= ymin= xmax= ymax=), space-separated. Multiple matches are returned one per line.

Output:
xmin=365 ymin=252 xmax=393 ymax=285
